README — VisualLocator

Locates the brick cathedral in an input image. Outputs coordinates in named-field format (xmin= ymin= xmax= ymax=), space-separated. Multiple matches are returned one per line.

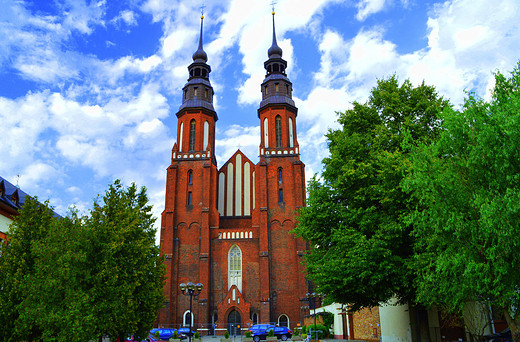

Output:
xmin=158 ymin=12 xmax=307 ymax=334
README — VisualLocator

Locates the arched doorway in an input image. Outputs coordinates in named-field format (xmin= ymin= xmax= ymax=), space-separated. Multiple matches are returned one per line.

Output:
xmin=228 ymin=310 xmax=242 ymax=336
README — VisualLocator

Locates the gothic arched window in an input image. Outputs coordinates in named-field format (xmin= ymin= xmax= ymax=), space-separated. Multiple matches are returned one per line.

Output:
xmin=228 ymin=245 xmax=242 ymax=292
xmin=189 ymin=119 xmax=196 ymax=151
xmin=275 ymin=116 xmax=282 ymax=148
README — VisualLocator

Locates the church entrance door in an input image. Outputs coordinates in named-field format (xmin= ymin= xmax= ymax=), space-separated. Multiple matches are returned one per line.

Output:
xmin=228 ymin=310 xmax=242 ymax=336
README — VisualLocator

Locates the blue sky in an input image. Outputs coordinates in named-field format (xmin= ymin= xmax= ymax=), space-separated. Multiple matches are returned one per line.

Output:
xmin=1 ymin=0 xmax=519 ymax=226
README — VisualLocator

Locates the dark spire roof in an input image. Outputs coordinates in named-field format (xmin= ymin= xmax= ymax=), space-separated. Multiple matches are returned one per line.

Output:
xmin=192 ymin=15 xmax=208 ymax=63
xmin=267 ymin=11 xmax=283 ymax=58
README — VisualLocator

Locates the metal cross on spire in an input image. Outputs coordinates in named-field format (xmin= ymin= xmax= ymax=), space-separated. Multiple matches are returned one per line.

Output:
xmin=200 ymin=4 xmax=206 ymax=16
xmin=270 ymin=1 xmax=277 ymax=13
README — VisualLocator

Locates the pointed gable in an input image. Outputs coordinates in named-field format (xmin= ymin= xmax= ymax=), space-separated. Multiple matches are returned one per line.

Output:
xmin=217 ymin=150 xmax=256 ymax=217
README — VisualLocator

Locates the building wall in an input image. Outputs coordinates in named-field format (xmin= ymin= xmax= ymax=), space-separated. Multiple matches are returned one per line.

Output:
xmin=353 ymin=307 xmax=381 ymax=342
xmin=380 ymin=301 xmax=412 ymax=342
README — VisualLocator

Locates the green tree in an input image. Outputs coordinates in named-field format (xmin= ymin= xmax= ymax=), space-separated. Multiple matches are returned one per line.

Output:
xmin=293 ymin=75 xmax=448 ymax=311
xmin=86 ymin=180 xmax=165 ymax=342
xmin=0 ymin=196 xmax=55 ymax=342
xmin=406 ymin=62 xmax=520 ymax=341
xmin=0 ymin=180 xmax=165 ymax=342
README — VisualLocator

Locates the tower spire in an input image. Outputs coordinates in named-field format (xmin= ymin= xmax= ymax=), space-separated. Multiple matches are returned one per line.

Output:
xmin=192 ymin=7 xmax=208 ymax=63
xmin=268 ymin=4 xmax=283 ymax=58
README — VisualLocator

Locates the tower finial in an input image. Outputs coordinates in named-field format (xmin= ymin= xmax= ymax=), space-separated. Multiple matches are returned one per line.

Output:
xmin=192 ymin=6 xmax=208 ymax=63
xmin=267 ymin=2 xmax=282 ymax=58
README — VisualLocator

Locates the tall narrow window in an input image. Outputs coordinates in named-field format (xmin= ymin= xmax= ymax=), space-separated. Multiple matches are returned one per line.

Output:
xmin=228 ymin=245 xmax=242 ymax=292
xmin=179 ymin=123 xmax=184 ymax=152
xmin=275 ymin=116 xmax=282 ymax=148
xmin=188 ymin=171 xmax=193 ymax=185
xmin=188 ymin=191 xmax=192 ymax=205
xmin=278 ymin=168 xmax=283 ymax=183
xmin=264 ymin=118 xmax=269 ymax=148
xmin=194 ymin=87 xmax=198 ymax=96
xmin=275 ymin=83 xmax=279 ymax=92
xmin=189 ymin=119 xmax=196 ymax=151
xmin=279 ymin=189 xmax=283 ymax=203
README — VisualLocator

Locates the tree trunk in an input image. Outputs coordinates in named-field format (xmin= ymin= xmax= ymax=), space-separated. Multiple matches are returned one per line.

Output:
xmin=502 ymin=307 xmax=520 ymax=342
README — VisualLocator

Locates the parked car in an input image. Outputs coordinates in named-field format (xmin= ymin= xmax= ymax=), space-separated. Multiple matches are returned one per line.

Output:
xmin=251 ymin=326 xmax=292 ymax=342
xmin=150 ymin=328 xmax=186 ymax=341
xmin=177 ymin=328 xmax=197 ymax=337
xmin=484 ymin=328 xmax=512 ymax=342
xmin=249 ymin=324 xmax=275 ymax=336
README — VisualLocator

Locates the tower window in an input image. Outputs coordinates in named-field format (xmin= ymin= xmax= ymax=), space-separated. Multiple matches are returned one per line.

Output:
xmin=188 ymin=191 xmax=192 ymax=205
xmin=273 ymin=64 xmax=279 ymax=72
xmin=205 ymin=88 xmax=208 ymax=98
xmin=275 ymin=115 xmax=282 ymax=148
xmin=275 ymin=83 xmax=279 ymax=92
xmin=188 ymin=171 xmax=193 ymax=185
xmin=202 ymin=69 xmax=207 ymax=78
xmin=194 ymin=87 xmax=198 ymax=96
xmin=279 ymin=189 xmax=283 ymax=203
xmin=286 ymin=84 xmax=290 ymax=94
xmin=189 ymin=119 xmax=196 ymax=151
xmin=265 ymin=85 xmax=268 ymax=95
xmin=195 ymin=68 xmax=201 ymax=77
xmin=278 ymin=168 xmax=283 ymax=183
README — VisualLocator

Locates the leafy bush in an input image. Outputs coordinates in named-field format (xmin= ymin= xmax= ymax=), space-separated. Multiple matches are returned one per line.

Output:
xmin=224 ymin=331 xmax=230 ymax=339
xmin=194 ymin=332 xmax=200 ymax=339
xmin=301 ymin=334 xmax=307 ymax=340
xmin=172 ymin=331 xmax=179 ymax=339
xmin=245 ymin=331 xmax=252 ymax=338
xmin=267 ymin=329 xmax=275 ymax=337
xmin=154 ymin=331 xmax=160 ymax=339
xmin=294 ymin=328 xmax=300 ymax=336
xmin=307 ymin=324 xmax=328 ymax=339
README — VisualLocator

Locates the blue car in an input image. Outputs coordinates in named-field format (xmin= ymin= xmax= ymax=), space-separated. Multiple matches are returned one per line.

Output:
xmin=150 ymin=328 xmax=186 ymax=341
xmin=252 ymin=326 xmax=292 ymax=342
xmin=249 ymin=324 xmax=275 ymax=336
xmin=177 ymin=328 xmax=197 ymax=337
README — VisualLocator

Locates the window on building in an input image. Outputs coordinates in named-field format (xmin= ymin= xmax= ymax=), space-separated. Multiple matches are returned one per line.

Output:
xmin=228 ymin=245 xmax=242 ymax=292
xmin=194 ymin=87 xmax=198 ymax=96
xmin=188 ymin=171 xmax=193 ymax=185
xmin=275 ymin=83 xmax=279 ymax=92
xmin=275 ymin=116 xmax=282 ymax=148
xmin=278 ymin=168 xmax=283 ymax=183
xmin=183 ymin=311 xmax=192 ymax=326
xmin=279 ymin=189 xmax=283 ymax=203
xmin=188 ymin=191 xmax=192 ymax=205
xmin=205 ymin=88 xmax=209 ymax=98
xmin=278 ymin=314 xmax=289 ymax=327
xmin=252 ymin=313 xmax=258 ymax=325
xmin=189 ymin=119 xmax=196 ymax=151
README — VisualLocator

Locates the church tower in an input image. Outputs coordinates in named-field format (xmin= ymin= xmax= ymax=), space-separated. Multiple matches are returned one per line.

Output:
xmin=159 ymin=13 xmax=218 ymax=327
xmin=255 ymin=10 xmax=307 ymax=324
xmin=159 ymin=11 xmax=307 ymax=334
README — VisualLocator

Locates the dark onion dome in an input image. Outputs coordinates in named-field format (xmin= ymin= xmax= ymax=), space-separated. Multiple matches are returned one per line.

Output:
xmin=268 ymin=11 xmax=283 ymax=58
xmin=192 ymin=15 xmax=208 ymax=63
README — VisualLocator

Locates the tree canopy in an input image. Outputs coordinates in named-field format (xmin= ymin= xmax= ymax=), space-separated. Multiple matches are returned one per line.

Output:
xmin=293 ymin=75 xmax=449 ymax=310
xmin=406 ymin=61 xmax=520 ymax=341
xmin=0 ymin=180 xmax=165 ymax=342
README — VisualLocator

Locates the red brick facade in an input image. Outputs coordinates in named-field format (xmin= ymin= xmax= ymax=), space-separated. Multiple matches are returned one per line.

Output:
xmin=157 ymin=15 xmax=307 ymax=333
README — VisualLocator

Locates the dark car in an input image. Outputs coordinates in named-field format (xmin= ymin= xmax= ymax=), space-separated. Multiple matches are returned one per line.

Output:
xmin=252 ymin=326 xmax=292 ymax=342
xmin=484 ymin=328 xmax=512 ymax=342
xmin=249 ymin=324 xmax=275 ymax=335
xmin=177 ymin=328 xmax=197 ymax=337
xmin=150 ymin=328 xmax=186 ymax=341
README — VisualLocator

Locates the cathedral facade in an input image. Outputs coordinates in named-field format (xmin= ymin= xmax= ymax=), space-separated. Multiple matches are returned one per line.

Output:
xmin=158 ymin=13 xmax=307 ymax=334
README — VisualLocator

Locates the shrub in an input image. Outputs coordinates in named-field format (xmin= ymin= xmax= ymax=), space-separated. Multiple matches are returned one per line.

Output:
xmin=302 ymin=334 xmax=307 ymax=340
xmin=307 ymin=324 xmax=328 ymax=339
xmin=194 ymin=332 xmax=200 ymax=339
xmin=155 ymin=331 xmax=160 ymax=339
xmin=245 ymin=331 xmax=252 ymax=338
xmin=224 ymin=331 xmax=230 ymax=339
xmin=268 ymin=329 xmax=275 ymax=337
xmin=172 ymin=331 xmax=179 ymax=339
xmin=294 ymin=328 xmax=300 ymax=336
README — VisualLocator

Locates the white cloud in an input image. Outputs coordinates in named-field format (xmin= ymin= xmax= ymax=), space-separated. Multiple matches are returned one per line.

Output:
xmin=356 ymin=0 xmax=387 ymax=21
xmin=111 ymin=10 xmax=138 ymax=27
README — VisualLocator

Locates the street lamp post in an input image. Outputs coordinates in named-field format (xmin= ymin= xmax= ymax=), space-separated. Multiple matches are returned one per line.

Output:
xmin=306 ymin=293 xmax=321 ymax=342
xmin=180 ymin=282 xmax=203 ymax=342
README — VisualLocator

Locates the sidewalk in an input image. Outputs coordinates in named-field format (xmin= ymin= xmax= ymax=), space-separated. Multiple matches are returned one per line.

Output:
xmin=200 ymin=337 xmax=366 ymax=342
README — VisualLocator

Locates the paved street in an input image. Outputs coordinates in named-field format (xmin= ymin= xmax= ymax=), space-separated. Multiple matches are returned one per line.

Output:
xmin=199 ymin=336 xmax=366 ymax=342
